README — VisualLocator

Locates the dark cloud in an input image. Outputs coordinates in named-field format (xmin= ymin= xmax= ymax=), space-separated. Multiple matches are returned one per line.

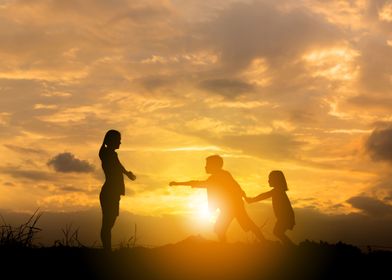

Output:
xmin=369 ymin=175 xmax=392 ymax=197
xmin=357 ymin=36 xmax=392 ymax=94
xmin=346 ymin=95 xmax=392 ymax=111
xmin=55 ymin=184 xmax=85 ymax=193
xmin=200 ymin=1 xmax=341 ymax=71
xmin=109 ymin=2 xmax=173 ymax=24
xmin=0 ymin=166 xmax=56 ymax=181
xmin=47 ymin=152 xmax=95 ymax=173
xmin=198 ymin=78 xmax=254 ymax=98
xmin=212 ymin=133 xmax=304 ymax=160
xmin=385 ymin=192 xmax=392 ymax=202
xmin=136 ymin=75 xmax=176 ymax=91
xmin=4 ymin=144 xmax=46 ymax=155
xmin=291 ymin=207 xmax=392 ymax=247
xmin=347 ymin=196 xmax=392 ymax=217
xmin=366 ymin=126 xmax=392 ymax=163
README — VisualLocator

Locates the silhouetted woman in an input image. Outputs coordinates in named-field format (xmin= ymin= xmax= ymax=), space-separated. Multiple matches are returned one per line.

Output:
xmin=99 ymin=130 xmax=136 ymax=251
xmin=245 ymin=170 xmax=295 ymax=246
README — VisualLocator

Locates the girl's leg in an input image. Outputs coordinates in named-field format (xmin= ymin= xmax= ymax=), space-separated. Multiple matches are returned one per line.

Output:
xmin=273 ymin=222 xmax=294 ymax=246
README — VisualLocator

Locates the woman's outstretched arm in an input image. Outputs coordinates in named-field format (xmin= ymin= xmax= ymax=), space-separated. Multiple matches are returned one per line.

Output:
xmin=117 ymin=155 xmax=136 ymax=181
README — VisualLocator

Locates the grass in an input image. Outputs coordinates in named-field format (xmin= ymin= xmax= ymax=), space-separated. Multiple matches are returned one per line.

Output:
xmin=54 ymin=223 xmax=85 ymax=248
xmin=0 ymin=211 xmax=391 ymax=280
xmin=0 ymin=209 xmax=42 ymax=248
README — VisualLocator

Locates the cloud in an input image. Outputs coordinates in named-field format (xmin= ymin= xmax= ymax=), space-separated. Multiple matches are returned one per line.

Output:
xmin=195 ymin=132 xmax=304 ymax=161
xmin=53 ymin=184 xmax=86 ymax=193
xmin=4 ymin=144 xmax=46 ymax=155
xmin=347 ymin=195 xmax=392 ymax=217
xmin=0 ymin=0 xmax=392 ymax=245
xmin=198 ymin=78 xmax=255 ymax=98
xmin=199 ymin=0 xmax=341 ymax=72
xmin=47 ymin=152 xmax=95 ymax=173
xmin=135 ymin=75 xmax=176 ymax=92
xmin=357 ymin=35 xmax=392 ymax=94
xmin=366 ymin=125 xmax=392 ymax=163
xmin=224 ymin=133 xmax=304 ymax=160
xmin=291 ymin=207 xmax=392 ymax=247
xmin=346 ymin=95 xmax=392 ymax=111
xmin=0 ymin=166 xmax=56 ymax=181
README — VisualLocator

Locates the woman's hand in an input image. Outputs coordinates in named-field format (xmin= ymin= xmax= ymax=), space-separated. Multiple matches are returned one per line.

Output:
xmin=169 ymin=181 xmax=179 ymax=186
xmin=127 ymin=171 xmax=136 ymax=181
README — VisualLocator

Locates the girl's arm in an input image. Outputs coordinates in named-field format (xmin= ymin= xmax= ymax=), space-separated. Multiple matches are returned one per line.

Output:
xmin=245 ymin=190 xmax=273 ymax=203
xmin=169 ymin=180 xmax=207 ymax=188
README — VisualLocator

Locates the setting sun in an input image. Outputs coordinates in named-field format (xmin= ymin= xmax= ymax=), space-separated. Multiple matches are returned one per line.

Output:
xmin=188 ymin=193 xmax=219 ymax=224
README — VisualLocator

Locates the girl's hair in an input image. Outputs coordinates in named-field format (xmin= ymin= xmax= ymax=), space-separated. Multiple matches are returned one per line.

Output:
xmin=269 ymin=170 xmax=288 ymax=191
xmin=99 ymin=130 xmax=121 ymax=158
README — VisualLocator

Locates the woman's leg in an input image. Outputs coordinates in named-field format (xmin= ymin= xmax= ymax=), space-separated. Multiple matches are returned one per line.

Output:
xmin=100 ymin=193 xmax=119 ymax=251
xmin=101 ymin=213 xmax=117 ymax=251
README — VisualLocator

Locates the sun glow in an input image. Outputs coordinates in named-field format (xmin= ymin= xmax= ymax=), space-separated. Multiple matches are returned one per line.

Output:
xmin=188 ymin=194 xmax=219 ymax=224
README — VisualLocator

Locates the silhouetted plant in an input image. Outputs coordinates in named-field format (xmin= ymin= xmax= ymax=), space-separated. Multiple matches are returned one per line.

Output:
xmin=118 ymin=223 xmax=138 ymax=249
xmin=0 ymin=209 xmax=42 ymax=248
xmin=54 ymin=223 xmax=85 ymax=248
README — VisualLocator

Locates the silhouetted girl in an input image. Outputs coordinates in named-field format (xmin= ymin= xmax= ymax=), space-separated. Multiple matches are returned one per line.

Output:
xmin=245 ymin=170 xmax=295 ymax=246
xmin=99 ymin=130 xmax=136 ymax=251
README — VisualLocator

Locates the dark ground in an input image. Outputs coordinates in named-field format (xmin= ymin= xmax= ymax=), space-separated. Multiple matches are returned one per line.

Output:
xmin=1 ymin=237 xmax=391 ymax=280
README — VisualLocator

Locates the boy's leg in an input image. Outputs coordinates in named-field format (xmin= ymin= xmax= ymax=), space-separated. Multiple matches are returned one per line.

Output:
xmin=236 ymin=205 xmax=266 ymax=242
xmin=214 ymin=210 xmax=233 ymax=242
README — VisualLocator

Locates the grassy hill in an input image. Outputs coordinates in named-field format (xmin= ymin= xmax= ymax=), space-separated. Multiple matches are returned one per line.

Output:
xmin=1 ymin=211 xmax=391 ymax=279
xmin=1 ymin=236 xmax=391 ymax=280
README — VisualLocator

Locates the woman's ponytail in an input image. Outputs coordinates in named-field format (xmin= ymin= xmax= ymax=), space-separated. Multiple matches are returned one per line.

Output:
xmin=99 ymin=129 xmax=121 ymax=159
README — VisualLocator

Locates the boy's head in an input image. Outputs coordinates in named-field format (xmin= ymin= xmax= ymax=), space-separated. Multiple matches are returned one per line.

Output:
xmin=205 ymin=155 xmax=223 ymax=174
xmin=268 ymin=170 xmax=288 ymax=190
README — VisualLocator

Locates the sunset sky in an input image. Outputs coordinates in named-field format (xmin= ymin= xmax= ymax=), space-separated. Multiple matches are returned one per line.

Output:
xmin=1 ymin=0 xmax=392 ymax=246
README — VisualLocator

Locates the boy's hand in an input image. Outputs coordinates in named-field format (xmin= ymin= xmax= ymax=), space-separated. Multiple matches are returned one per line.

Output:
xmin=169 ymin=181 xmax=178 ymax=186
xmin=244 ymin=196 xmax=253 ymax=203
xmin=127 ymin=171 xmax=136 ymax=181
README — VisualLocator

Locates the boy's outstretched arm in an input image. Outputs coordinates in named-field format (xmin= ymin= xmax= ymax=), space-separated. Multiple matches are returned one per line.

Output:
xmin=169 ymin=180 xmax=207 ymax=188
xmin=245 ymin=190 xmax=273 ymax=203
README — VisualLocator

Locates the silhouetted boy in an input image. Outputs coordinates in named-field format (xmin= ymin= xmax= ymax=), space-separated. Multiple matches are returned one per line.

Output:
xmin=170 ymin=155 xmax=265 ymax=242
